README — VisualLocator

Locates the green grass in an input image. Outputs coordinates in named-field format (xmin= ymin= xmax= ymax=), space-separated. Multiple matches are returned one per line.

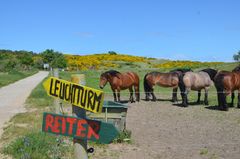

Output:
xmin=3 ymin=132 xmax=73 ymax=159
xmin=200 ymin=148 xmax=208 ymax=155
xmin=0 ymin=69 xmax=38 ymax=87
xmin=26 ymin=77 xmax=53 ymax=109
xmin=113 ymin=129 xmax=132 ymax=144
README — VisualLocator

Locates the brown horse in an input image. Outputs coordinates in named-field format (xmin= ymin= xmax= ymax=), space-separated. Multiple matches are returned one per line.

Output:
xmin=99 ymin=70 xmax=140 ymax=102
xmin=214 ymin=66 xmax=240 ymax=111
xmin=144 ymin=68 xmax=192 ymax=102
xmin=144 ymin=71 xmax=179 ymax=101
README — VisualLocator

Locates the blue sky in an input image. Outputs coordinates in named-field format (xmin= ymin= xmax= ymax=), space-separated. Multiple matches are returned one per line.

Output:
xmin=0 ymin=0 xmax=239 ymax=62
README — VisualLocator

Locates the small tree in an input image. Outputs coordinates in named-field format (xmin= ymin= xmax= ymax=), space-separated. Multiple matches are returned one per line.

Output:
xmin=108 ymin=51 xmax=117 ymax=55
xmin=51 ymin=55 xmax=67 ymax=68
xmin=40 ymin=49 xmax=67 ymax=68
xmin=19 ymin=52 xmax=34 ymax=66
xmin=233 ymin=51 xmax=240 ymax=62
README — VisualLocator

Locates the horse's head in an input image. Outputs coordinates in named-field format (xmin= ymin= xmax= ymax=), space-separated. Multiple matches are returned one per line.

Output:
xmin=99 ymin=70 xmax=121 ymax=89
xmin=99 ymin=73 xmax=108 ymax=89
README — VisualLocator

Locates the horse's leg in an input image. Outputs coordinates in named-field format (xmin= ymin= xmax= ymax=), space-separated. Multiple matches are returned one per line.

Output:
xmin=231 ymin=92 xmax=235 ymax=107
xmin=216 ymin=87 xmax=224 ymax=109
xmin=134 ymin=85 xmax=140 ymax=102
xmin=237 ymin=90 xmax=240 ymax=108
xmin=129 ymin=87 xmax=134 ymax=103
xmin=172 ymin=87 xmax=178 ymax=102
xmin=117 ymin=89 xmax=121 ymax=102
xmin=222 ymin=92 xmax=228 ymax=111
xmin=179 ymin=83 xmax=186 ymax=106
xmin=204 ymin=88 xmax=209 ymax=105
xmin=151 ymin=88 xmax=157 ymax=101
xmin=184 ymin=88 xmax=190 ymax=107
xmin=183 ymin=88 xmax=189 ymax=107
xmin=145 ymin=87 xmax=150 ymax=101
xmin=197 ymin=90 xmax=201 ymax=104
xmin=218 ymin=89 xmax=228 ymax=111
xmin=112 ymin=89 xmax=117 ymax=102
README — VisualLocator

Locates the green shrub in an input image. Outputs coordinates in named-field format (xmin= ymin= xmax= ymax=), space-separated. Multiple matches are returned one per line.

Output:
xmin=113 ymin=130 xmax=132 ymax=144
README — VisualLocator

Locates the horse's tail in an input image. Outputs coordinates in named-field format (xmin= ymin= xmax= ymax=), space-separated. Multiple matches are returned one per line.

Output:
xmin=132 ymin=72 xmax=140 ymax=102
xmin=144 ymin=73 xmax=152 ymax=95
xmin=214 ymin=73 xmax=227 ymax=110
xmin=174 ymin=71 xmax=186 ymax=103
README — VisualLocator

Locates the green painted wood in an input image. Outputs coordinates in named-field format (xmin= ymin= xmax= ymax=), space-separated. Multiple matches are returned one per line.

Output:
xmin=42 ymin=112 xmax=119 ymax=144
xmin=103 ymin=100 xmax=129 ymax=108
xmin=88 ymin=113 xmax=123 ymax=119
xmin=87 ymin=100 xmax=129 ymax=131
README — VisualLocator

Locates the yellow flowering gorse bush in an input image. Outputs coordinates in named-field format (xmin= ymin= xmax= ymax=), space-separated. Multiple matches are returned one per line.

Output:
xmin=64 ymin=54 xmax=148 ymax=70
xmin=153 ymin=61 xmax=224 ymax=69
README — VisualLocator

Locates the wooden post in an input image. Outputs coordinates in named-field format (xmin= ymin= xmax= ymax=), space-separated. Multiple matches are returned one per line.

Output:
xmin=71 ymin=74 xmax=88 ymax=159
xmin=53 ymin=68 xmax=60 ymax=114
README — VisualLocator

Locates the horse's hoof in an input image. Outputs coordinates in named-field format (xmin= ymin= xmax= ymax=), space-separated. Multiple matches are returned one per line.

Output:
xmin=204 ymin=102 xmax=209 ymax=106
xmin=220 ymin=106 xmax=228 ymax=111
xmin=229 ymin=104 xmax=234 ymax=107
xmin=182 ymin=103 xmax=188 ymax=107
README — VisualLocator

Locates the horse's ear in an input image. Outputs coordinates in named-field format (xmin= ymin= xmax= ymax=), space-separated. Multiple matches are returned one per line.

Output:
xmin=105 ymin=73 xmax=112 ymax=79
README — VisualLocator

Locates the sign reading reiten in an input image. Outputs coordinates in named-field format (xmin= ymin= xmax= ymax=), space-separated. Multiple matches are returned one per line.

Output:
xmin=42 ymin=112 xmax=119 ymax=144
xmin=43 ymin=77 xmax=104 ymax=113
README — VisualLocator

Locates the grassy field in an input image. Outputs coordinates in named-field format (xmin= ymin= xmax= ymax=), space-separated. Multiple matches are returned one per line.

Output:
xmin=0 ymin=69 xmax=38 ymax=88
xmin=1 ymin=61 xmax=238 ymax=158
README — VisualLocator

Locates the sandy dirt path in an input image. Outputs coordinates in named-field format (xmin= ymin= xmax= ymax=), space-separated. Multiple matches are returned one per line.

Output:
xmin=0 ymin=71 xmax=48 ymax=137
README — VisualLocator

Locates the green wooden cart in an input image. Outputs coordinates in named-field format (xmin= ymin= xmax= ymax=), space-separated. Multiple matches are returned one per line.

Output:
xmin=87 ymin=100 xmax=129 ymax=131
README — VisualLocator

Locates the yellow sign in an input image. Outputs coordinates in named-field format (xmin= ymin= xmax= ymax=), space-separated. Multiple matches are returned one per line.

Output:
xmin=43 ymin=77 xmax=104 ymax=113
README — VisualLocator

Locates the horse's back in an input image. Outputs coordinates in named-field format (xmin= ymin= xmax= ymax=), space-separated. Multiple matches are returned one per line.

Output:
xmin=150 ymin=72 xmax=179 ymax=87
xmin=121 ymin=72 xmax=139 ymax=86
xmin=184 ymin=72 xmax=213 ymax=90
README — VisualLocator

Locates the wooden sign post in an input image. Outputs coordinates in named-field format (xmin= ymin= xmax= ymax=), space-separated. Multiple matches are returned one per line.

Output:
xmin=53 ymin=68 xmax=60 ymax=114
xmin=71 ymin=74 xmax=87 ymax=159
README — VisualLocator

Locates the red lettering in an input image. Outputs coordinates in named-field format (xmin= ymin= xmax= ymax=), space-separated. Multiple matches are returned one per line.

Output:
xmin=87 ymin=121 xmax=100 ymax=140
xmin=67 ymin=117 xmax=77 ymax=135
xmin=76 ymin=119 xmax=87 ymax=138
xmin=45 ymin=114 xmax=54 ymax=131
xmin=60 ymin=116 xmax=66 ymax=134
xmin=52 ymin=116 xmax=60 ymax=133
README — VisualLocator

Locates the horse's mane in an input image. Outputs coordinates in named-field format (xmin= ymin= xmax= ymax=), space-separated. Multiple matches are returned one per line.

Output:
xmin=170 ymin=68 xmax=192 ymax=73
xmin=103 ymin=70 xmax=121 ymax=76
xmin=232 ymin=65 xmax=240 ymax=72
xmin=201 ymin=68 xmax=218 ymax=81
